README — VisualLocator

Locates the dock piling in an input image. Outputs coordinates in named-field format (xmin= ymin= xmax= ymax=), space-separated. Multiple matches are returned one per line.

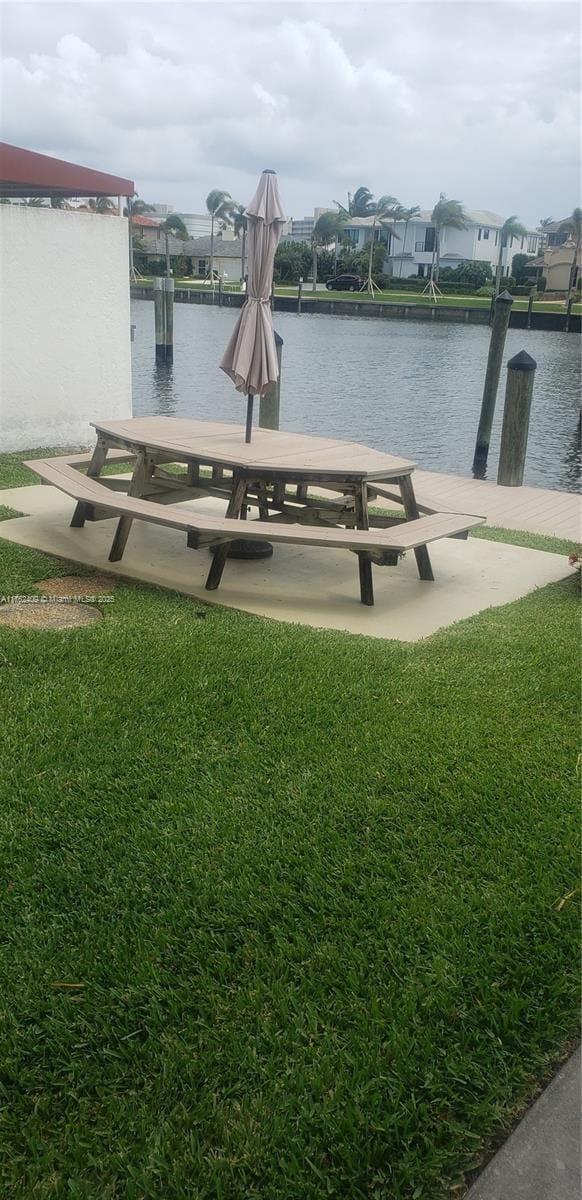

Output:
xmin=497 ymin=351 xmax=537 ymax=486
xmin=472 ymin=290 xmax=514 ymax=478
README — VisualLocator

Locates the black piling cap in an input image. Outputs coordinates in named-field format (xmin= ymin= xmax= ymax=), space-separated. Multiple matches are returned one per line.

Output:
xmin=496 ymin=290 xmax=514 ymax=304
xmin=507 ymin=350 xmax=537 ymax=371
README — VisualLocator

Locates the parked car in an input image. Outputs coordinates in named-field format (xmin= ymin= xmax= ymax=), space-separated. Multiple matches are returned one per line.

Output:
xmin=326 ymin=274 xmax=363 ymax=292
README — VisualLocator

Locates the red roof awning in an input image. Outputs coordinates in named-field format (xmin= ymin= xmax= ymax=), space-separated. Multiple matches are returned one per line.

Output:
xmin=0 ymin=142 xmax=134 ymax=199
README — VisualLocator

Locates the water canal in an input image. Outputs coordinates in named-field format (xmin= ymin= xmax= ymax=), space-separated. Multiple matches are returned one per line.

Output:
xmin=131 ymin=301 xmax=581 ymax=492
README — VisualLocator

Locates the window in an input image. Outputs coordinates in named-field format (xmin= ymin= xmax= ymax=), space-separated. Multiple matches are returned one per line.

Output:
xmin=424 ymin=227 xmax=436 ymax=252
xmin=417 ymin=264 xmax=426 ymax=277
xmin=495 ymin=231 xmax=498 ymax=245
xmin=521 ymin=236 xmax=525 ymax=249
xmin=198 ymin=259 xmax=206 ymax=275
xmin=478 ymin=228 xmax=482 ymax=240
xmin=483 ymin=228 xmax=490 ymax=240
xmin=527 ymin=235 xmax=537 ymax=253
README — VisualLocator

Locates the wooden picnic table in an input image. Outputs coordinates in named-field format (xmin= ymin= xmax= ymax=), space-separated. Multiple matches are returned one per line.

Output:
xmin=75 ymin=416 xmax=433 ymax=605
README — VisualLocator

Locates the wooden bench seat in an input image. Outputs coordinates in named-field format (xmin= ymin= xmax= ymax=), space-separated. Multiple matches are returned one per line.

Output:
xmin=25 ymin=455 xmax=485 ymax=604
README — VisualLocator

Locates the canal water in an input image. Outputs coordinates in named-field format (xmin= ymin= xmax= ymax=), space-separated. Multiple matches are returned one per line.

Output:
xmin=131 ymin=300 xmax=581 ymax=492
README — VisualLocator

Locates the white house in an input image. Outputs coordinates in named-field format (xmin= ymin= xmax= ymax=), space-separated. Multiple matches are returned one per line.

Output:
xmin=342 ymin=210 xmax=541 ymax=278
xmin=0 ymin=142 xmax=133 ymax=451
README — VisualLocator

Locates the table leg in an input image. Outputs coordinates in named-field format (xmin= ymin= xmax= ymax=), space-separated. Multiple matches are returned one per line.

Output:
xmin=399 ymin=475 xmax=434 ymax=581
xmin=70 ymin=437 xmax=109 ymax=527
xmin=108 ymin=450 xmax=152 ymax=562
xmin=205 ymin=473 xmax=248 ymax=590
xmin=354 ymin=481 xmax=374 ymax=606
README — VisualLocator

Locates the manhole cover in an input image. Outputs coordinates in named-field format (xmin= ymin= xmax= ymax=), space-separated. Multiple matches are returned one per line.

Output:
xmin=0 ymin=602 xmax=103 ymax=630
xmin=34 ymin=575 xmax=114 ymax=598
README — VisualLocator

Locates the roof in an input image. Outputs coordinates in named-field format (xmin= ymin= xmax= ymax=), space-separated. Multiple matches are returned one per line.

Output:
xmin=0 ymin=142 xmax=134 ymax=199
xmin=132 ymin=214 xmax=161 ymax=228
xmin=187 ymin=235 xmax=243 ymax=258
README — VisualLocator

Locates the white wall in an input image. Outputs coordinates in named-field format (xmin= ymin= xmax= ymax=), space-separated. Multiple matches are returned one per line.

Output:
xmin=0 ymin=205 xmax=132 ymax=451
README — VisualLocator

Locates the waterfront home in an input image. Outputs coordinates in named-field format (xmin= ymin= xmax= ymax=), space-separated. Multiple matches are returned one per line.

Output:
xmin=343 ymin=210 xmax=541 ymax=278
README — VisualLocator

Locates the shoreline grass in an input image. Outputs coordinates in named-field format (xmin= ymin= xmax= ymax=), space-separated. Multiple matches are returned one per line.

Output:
xmin=0 ymin=451 xmax=579 ymax=1198
xmin=132 ymin=277 xmax=582 ymax=316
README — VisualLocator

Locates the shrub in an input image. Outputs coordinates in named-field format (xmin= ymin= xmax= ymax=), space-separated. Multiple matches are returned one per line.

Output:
xmin=476 ymin=285 xmax=494 ymax=296
xmin=538 ymin=276 xmax=547 ymax=293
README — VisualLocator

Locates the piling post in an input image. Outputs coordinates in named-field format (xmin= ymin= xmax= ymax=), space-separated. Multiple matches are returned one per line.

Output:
xmin=564 ymin=296 xmax=573 ymax=332
xmin=297 ymin=277 xmax=303 ymax=315
xmin=259 ymin=333 xmax=283 ymax=430
xmin=527 ymin=290 xmax=535 ymax=330
xmin=164 ymin=276 xmax=174 ymax=363
xmin=497 ymin=351 xmax=537 ymax=486
xmin=154 ymin=277 xmax=166 ymax=364
xmin=472 ymin=289 xmax=514 ymax=478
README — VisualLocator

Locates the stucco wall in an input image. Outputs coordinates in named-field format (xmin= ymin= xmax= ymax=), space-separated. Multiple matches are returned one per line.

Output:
xmin=0 ymin=205 xmax=132 ymax=451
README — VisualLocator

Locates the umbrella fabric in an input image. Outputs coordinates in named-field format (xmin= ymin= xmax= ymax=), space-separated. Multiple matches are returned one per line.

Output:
xmin=220 ymin=171 xmax=286 ymax=396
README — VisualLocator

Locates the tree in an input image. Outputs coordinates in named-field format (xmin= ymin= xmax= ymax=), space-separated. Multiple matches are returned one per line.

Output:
xmin=88 ymin=196 xmax=115 ymax=213
xmin=494 ymin=215 xmax=527 ymax=295
xmin=348 ymin=187 xmax=376 ymax=217
xmin=206 ymin=189 xmax=232 ymax=282
xmin=560 ymin=207 xmax=582 ymax=308
xmin=363 ymin=195 xmax=401 ymax=293
xmin=395 ymin=205 xmax=420 ymax=277
xmin=311 ymin=211 xmax=346 ymax=291
xmin=50 ymin=196 xmax=70 ymax=209
xmin=274 ymin=240 xmax=312 ymax=284
xmin=159 ymin=214 xmax=189 ymax=277
xmin=229 ymin=201 xmax=246 ymax=284
xmin=428 ymin=194 xmax=468 ymax=289
xmin=25 ymin=197 xmax=47 ymax=207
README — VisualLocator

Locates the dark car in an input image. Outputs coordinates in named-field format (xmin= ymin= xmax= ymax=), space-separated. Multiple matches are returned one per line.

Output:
xmin=326 ymin=274 xmax=362 ymax=292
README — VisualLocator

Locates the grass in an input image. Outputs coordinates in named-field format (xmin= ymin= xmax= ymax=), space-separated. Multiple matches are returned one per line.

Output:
xmin=133 ymin=277 xmax=582 ymax=315
xmin=0 ymin=453 xmax=579 ymax=1199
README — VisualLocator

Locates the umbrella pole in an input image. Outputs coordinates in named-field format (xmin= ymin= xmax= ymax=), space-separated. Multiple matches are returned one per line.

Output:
xmin=245 ymin=394 xmax=254 ymax=443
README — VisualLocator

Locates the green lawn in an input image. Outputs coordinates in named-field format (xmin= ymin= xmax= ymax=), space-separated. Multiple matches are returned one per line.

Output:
xmin=0 ymin=453 xmax=579 ymax=1199
xmin=133 ymin=277 xmax=582 ymax=315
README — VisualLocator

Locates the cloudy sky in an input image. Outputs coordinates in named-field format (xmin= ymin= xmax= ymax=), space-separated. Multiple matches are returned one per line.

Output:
xmin=1 ymin=0 xmax=579 ymax=224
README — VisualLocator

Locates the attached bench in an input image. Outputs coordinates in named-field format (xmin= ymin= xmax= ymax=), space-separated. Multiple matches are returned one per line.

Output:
xmin=25 ymin=455 xmax=485 ymax=607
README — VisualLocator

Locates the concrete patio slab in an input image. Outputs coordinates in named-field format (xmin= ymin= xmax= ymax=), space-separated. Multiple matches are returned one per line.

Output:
xmin=0 ymin=484 xmax=571 ymax=642
xmin=465 ymin=1047 xmax=581 ymax=1200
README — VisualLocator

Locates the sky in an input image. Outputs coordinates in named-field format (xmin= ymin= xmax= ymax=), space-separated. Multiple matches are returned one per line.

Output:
xmin=0 ymin=0 xmax=579 ymax=226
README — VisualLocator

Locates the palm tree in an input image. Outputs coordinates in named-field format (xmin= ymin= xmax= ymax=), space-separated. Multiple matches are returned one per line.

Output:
xmin=428 ymin=194 xmax=468 ymax=290
xmin=364 ymin=195 xmax=401 ymax=293
xmin=560 ymin=207 xmax=582 ymax=309
xmin=494 ymin=215 xmax=527 ymax=295
xmin=229 ymin=202 xmax=247 ymax=285
xmin=88 ymin=196 xmax=115 ymax=213
xmin=311 ymin=211 xmax=344 ymax=291
xmin=50 ymin=196 xmax=70 ymax=209
xmin=396 ymin=205 xmax=420 ymax=277
xmin=349 ymin=187 xmax=376 ymax=217
xmin=159 ymin=214 xmax=189 ymax=277
xmin=206 ymin=189 xmax=232 ymax=283
xmin=25 ymin=197 xmax=47 ymax=207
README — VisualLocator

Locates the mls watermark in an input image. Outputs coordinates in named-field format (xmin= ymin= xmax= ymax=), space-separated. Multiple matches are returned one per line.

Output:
xmin=0 ymin=593 xmax=115 ymax=605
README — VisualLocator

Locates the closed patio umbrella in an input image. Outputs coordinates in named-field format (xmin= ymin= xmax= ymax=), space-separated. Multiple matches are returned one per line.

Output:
xmin=220 ymin=169 xmax=286 ymax=442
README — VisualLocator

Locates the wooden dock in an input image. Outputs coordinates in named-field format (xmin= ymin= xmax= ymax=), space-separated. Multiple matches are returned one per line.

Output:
xmin=411 ymin=470 xmax=580 ymax=542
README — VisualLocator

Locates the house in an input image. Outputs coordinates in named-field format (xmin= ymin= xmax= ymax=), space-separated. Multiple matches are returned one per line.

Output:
xmin=135 ymin=224 xmax=244 ymax=279
xmin=174 ymin=212 xmax=213 ymax=239
xmin=0 ymin=141 xmax=133 ymax=451
xmin=341 ymin=210 xmax=541 ymax=278
xmin=529 ymin=237 xmax=581 ymax=293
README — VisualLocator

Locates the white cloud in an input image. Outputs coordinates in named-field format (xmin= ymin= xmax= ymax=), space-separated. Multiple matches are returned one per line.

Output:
xmin=0 ymin=1 xmax=579 ymax=224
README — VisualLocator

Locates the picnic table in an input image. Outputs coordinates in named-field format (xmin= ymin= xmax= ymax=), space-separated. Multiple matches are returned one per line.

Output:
xmin=29 ymin=417 xmax=484 ymax=606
